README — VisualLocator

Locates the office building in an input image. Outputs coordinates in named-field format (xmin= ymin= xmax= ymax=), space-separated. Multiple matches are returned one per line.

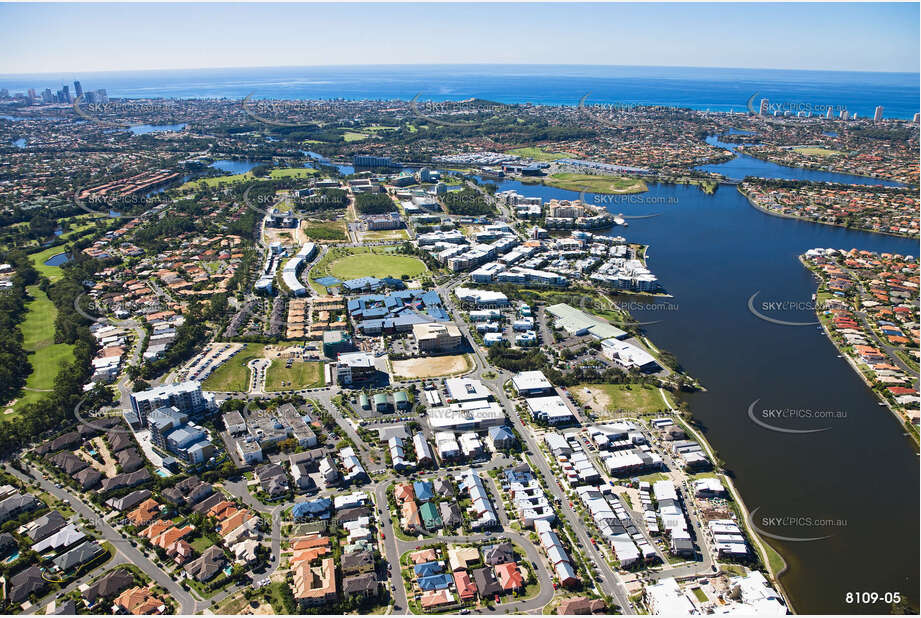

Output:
xmin=413 ymin=322 xmax=462 ymax=353
xmin=130 ymin=381 xmax=214 ymax=423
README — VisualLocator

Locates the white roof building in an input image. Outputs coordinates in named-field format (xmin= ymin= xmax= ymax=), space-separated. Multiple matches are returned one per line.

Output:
xmin=445 ymin=377 xmax=492 ymax=402
xmin=511 ymin=370 xmax=554 ymax=396
xmin=645 ymin=577 xmax=698 ymax=615
xmin=525 ymin=395 xmax=574 ymax=425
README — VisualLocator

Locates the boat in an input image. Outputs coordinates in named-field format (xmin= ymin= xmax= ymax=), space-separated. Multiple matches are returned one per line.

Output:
xmin=613 ymin=214 xmax=627 ymax=226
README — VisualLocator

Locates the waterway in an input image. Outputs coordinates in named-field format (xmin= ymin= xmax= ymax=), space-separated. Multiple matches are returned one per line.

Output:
xmin=487 ymin=163 xmax=919 ymax=614
xmin=696 ymin=135 xmax=904 ymax=186
xmin=128 ymin=123 xmax=187 ymax=135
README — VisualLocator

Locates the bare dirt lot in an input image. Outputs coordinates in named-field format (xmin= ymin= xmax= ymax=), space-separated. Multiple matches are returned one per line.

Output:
xmin=391 ymin=354 xmax=471 ymax=378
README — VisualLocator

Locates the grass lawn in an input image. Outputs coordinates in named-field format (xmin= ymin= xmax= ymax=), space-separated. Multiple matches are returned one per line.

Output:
xmin=762 ymin=541 xmax=787 ymax=576
xmin=793 ymin=146 xmax=843 ymax=157
xmin=302 ymin=220 xmax=347 ymax=241
xmin=180 ymin=166 xmax=316 ymax=190
xmin=508 ymin=146 xmax=574 ymax=161
xmin=317 ymin=247 xmax=428 ymax=281
xmin=361 ymin=229 xmax=409 ymax=241
xmin=691 ymin=587 xmax=708 ymax=602
xmin=28 ymin=245 xmax=70 ymax=282
xmin=264 ymin=360 xmax=325 ymax=392
xmin=11 ymin=286 xmax=75 ymax=413
xmin=542 ymin=172 xmax=647 ymax=195
xmin=202 ymin=344 xmax=266 ymax=392
xmin=189 ymin=534 xmax=214 ymax=554
xmin=572 ymin=382 xmax=669 ymax=415
xmin=343 ymin=131 xmax=369 ymax=142
xmin=269 ymin=167 xmax=319 ymax=179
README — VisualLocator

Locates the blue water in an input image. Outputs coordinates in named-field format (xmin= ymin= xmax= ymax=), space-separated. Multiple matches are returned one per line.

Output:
xmin=697 ymin=135 xmax=904 ymax=185
xmin=303 ymin=151 xmax=354 ymax=175
xmin=486 ymin=172 xmax=918 ymax=615
xmin=43 ymin=252 xmax=70 ymax=266
xmin=129 ymin=123 xmax=187 ymax=135
xmin=1 ymin=65 xmax=917 ymax=118
xmin=3 ymin=551 xmax=19 ymax=563
xmin=210 ymin=159 xmax=260 ymax=174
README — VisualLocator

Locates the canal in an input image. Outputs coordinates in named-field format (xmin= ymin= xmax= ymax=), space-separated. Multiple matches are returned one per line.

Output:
xmin=487 ymin=162 xmax=918 ymax=614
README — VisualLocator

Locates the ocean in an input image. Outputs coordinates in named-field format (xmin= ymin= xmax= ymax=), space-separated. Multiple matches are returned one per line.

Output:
xmin=1 ymin=64 xmax=918 ymax=119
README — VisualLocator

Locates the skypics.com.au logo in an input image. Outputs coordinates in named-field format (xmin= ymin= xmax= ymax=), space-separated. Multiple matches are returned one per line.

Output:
xmin=408 ymin=94 xmax=513 ymax=127
xmin=72 ymin=96 xmax=182 ymax=129
xmin=241 ymin=94 xmax=340 ymax=128
xmin=746 ymin=92 xmax=848 ymax=116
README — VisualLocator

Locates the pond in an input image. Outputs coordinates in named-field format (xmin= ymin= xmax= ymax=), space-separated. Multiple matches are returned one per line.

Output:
xmin=43 ymin=252 xmax=70 ymax=267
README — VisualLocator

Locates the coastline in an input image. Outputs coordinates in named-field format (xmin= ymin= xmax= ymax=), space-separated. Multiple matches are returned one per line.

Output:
xmin=736 ymin=186 xmax=919 ymax=240
xmin=799 ymin=255 xmax=920 ymax=448
xmin=656 ymin=388 xmax=795 ymax=613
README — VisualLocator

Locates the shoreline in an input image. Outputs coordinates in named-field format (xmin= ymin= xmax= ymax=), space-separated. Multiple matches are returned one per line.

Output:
xmin=656 ymin=388 xmax=795 ymax=613
xmin=736 ymin=186 xmax=919 ymax=240
xmin=799 ymin=256 xmax=920 ymax=448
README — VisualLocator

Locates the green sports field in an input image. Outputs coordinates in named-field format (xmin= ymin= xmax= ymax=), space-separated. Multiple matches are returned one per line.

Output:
xmin=328 ymin=252 xmax=427 ymax=280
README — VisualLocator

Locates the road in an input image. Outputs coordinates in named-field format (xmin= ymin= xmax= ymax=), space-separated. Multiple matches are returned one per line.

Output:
xmin=434 ymin=275 xmax=636 ymax=614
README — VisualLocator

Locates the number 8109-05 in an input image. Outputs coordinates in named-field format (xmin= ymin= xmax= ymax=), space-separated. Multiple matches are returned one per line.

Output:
xmin=845 ymin=592 xmax=900 ymax=604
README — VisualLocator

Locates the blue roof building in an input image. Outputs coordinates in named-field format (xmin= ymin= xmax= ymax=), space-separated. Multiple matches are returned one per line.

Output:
xmin=413 ymin=480 xmax=435 ymax=502
xmin=418 ymin=573 xmax=453 ymax=591
xmin=413 ymin=561 xmax=443 ymax=577
xmin=292 ymin=498 xmax=332 ymax=520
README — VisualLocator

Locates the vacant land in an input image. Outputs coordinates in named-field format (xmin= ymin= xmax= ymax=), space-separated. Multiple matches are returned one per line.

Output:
xmin=793 ymin=146 xmax=843 ymax=157
xmin=202 ymin=343 xmax=266 ymax=392
xmin=343 ymin=131 xmax=369 ymax=142
xmin=361 ymin=229 xmax=409 ymax=241
xmin=538 ymin=173 xmax=647 ymax=195
xmin=264 ymin=360 xmax=325 ymax=391
xmin=302 ymin=220 xmax=347 ymax=241
xmin=508 ymin=146 xmax=574 ymax=161
xmin=268 ymin=167 xmax=320 ymax=179
xmin=11 ymin=286 xmax=75 ymax=413
xmin=181 ymin=167 xmax=318 ymax=190
xmin=392 ymin=355 xmax=472 ymax=378
xmin=572 ymin=382 xmax=668 ymax=416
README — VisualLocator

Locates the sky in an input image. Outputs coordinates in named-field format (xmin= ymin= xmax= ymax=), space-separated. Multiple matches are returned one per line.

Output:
xmin=0 ymin=2 xmax=918 ymax=74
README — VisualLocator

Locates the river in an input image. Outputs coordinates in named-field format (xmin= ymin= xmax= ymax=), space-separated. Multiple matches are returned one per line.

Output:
xmin=486 ymin=161 xmax=919 ymax=614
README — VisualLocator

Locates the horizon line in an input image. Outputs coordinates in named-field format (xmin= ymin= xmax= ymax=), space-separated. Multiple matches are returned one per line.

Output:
xmin=1 ymin=62 xmax=919 ymax=78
